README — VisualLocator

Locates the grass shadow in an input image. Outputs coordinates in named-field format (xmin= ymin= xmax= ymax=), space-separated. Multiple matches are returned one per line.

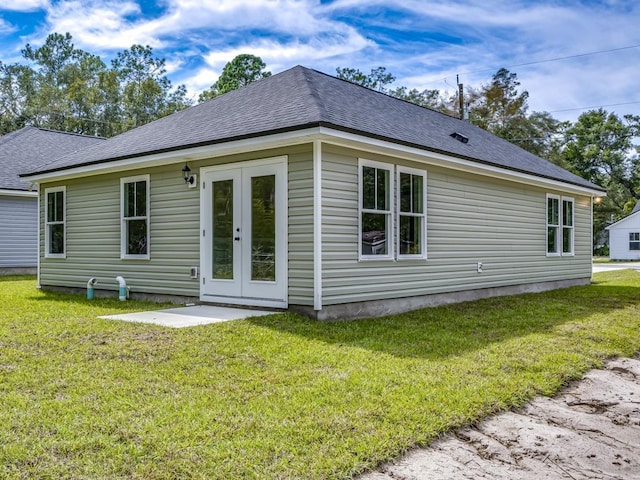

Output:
xmin=249 ymin=281 xmax=640 ymax=361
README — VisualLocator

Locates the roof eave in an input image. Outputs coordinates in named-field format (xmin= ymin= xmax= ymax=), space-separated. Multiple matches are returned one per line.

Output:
xmin=21 ymin=123 xmax=605 ymax=197
xmin=0 ymin=188 xmax=38 ymax=197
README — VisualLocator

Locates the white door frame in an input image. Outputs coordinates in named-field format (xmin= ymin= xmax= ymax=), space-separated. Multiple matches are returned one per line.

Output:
xmin=200 ymin=156 xmax=288 ymax=308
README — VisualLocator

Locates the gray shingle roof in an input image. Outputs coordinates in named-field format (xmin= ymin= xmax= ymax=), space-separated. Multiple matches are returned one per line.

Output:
xmin=21 ymin=66 xmax=603 ymax=192
xmin=1 ymin=127 xmax=104 ymax=191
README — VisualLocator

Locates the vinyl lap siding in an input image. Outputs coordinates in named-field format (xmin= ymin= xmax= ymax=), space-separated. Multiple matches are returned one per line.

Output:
xmin=39 ymin=146 xmax=314 ymax=303
xmin=321 ymin=147 xmax=592 ymax=306
xmin=0 ymin=195 xmax=37 ymax=267
xmin=288 ymin=152 xmax=314 ymax=305
xmin=40 ymin=164 xmax=200 ymax=296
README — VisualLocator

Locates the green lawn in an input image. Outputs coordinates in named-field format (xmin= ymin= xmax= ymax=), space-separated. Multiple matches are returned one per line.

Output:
xmin=1 ymin=272 xmax=639 ymax=479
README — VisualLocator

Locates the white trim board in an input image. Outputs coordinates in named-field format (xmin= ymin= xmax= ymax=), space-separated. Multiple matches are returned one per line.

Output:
xmin=22 ymin=126 xmax=604 ymax=198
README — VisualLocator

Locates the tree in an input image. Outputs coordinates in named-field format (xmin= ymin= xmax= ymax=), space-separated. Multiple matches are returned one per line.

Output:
xmin=0 ymin=61 xmax=35 ymax=134
xmin=559 ymin=109 xmax=640 ymax=245
xmin=112 ymin=44 xmax=191 ymax=129
xmin=0 ymin=33 xmax=192 ymax=137
xmin=388 ymin=86 xmax=443 ymax=109
xmin=336 ymin=66 xmax=395 ymax=92
xmin=460 ymin=68 xmax=563 ymax=158
xmin=199 ymin=54 xmax=271 ymax=102
xmin=20 ymin=32 xmax=94 ymax=132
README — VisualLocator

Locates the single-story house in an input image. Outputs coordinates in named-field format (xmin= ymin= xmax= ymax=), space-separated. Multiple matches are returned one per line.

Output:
xmin=0 ymin=127 xmax=103 ymax=274
xmin=606 ymin=201 xmax=640 ymax=260
xmin=22 ymin=66 xmax=605 ymax=319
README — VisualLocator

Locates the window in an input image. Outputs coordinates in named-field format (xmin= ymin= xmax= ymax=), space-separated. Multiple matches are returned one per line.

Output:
xmin=547 ymin=194 xmax=573 ymax=256
xmin=359 ymin=159 xmax=393 ymax=259
xmin=562 ymin=198 xmax=574 ymax=255
xmin=121 ymin=175 xmax=150 ymax=259
xmin=397 ymin=167 xmax=426 ymax=258
xmin=630 ymin=233 xmax=640 ymax=251
xmin=547 ymin=195 xmax=560 ymax=255
xmin=45 ymin=186 xmax=66 ymax=258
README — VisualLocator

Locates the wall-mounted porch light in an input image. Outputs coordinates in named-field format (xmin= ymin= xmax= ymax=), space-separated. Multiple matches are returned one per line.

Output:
xmin=182 ymin=163 xmax=197 ymax=188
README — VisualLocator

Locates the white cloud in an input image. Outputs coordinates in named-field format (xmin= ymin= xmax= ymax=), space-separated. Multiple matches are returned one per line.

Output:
xmin=0 ymin=18 xmax=17 ymax=35
xmin=0 ymin=0 xmax=49 ymax=11
xmin=3 ymin=0 xmax=639 ymax=120
xmin=42 ymin=0 xmax=166 ymax=50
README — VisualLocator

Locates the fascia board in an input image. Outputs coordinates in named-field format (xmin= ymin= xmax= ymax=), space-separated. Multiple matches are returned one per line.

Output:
xmin=316 ymin=127 xmax=606 ymax=198
xmin=0 ymin=188 xmax=37 ymax=197
xmin=21 ymin=124 xmax=604 ymax=198
xmin=21 ymin=128 xmax=323 ymax=184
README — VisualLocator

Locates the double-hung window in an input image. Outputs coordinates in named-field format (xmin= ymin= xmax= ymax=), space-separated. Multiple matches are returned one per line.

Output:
xmin=359 ymin=159 xmax=428 ymax=260
xmin=359 ymin=160 xmax=393 ymax=259
xmin=630 ymin=233 xmax=640 ymax=251
xmin=45 ymin=186 xmax=66 ymax=258
xmin=562 ymin=198 xmax=574 ymax=255
xmin=397 ymin=166 xmax=427 ymax=258
xmin=546 ymin=194 xmax=574 ymax=256
xmin=121 ymin=175 xmax=150 ymax=259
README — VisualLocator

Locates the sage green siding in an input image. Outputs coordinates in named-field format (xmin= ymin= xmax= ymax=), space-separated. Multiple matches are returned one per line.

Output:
xmin=39 ymin=146 xmax=315 ymax=302
xmin=320 ymin=146 xmax=592 ymax=306
xmin=40 ymin=164 xmax=201 ymax=296
xmin=288 ymin=152 xmax=314 ymax=305
xmin=39 ymin=141 xmax=591 ymax=308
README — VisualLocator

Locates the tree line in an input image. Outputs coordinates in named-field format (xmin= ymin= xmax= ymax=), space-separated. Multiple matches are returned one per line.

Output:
xmin=1 ymin=32 xmax=638 ymax=249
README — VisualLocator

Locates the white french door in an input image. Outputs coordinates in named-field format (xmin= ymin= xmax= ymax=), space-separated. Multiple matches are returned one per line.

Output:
xmin=200 ymin=157 xmax=287 ymax=307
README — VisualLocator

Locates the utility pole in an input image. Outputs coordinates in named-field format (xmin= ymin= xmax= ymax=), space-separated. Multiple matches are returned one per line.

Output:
xmin=457 ymin=74 xmax=464 ymax=120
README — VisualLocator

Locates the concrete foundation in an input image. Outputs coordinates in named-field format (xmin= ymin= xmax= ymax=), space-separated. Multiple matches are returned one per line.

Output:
xmin=42 ymin=277 xmax=591 ymax=321
xmin=294 ymin=277 xmax=592 ymax=321
xmin=40 ymin=285 xmax=199 ymax=306
xmin=0 ymin=267 xmax=37 ymax=276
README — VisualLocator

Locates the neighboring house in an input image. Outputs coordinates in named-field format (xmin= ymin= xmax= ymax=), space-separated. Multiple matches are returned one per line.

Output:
xmin=0 ymin=127 xmax=104 ymax=274
xmin=606 ymin=201 xmax=640 ymax=260
xmin=21 ymin=66 xmax=605 ymax=319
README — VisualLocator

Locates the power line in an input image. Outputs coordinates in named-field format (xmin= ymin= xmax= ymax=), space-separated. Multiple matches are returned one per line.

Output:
xmin=547 ymin=101 xmax=640 ymax=114
xmin=459 ymin=43 xmax=640 ymax=76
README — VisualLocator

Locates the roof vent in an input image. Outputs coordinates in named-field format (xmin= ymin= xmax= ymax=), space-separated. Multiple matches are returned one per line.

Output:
xmin=450 ymin=132 xmax=469 ymax=144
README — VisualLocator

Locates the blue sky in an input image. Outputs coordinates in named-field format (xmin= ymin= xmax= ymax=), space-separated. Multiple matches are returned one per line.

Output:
xmin=1 ymin=0 xmax=639 ymax=122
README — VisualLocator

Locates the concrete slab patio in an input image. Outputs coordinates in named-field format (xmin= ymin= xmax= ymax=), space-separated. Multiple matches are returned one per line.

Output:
xmin=358 ymin=356 xmax=640 ymax=480
xmin=99 ymin=305 xmax=275 ymax=328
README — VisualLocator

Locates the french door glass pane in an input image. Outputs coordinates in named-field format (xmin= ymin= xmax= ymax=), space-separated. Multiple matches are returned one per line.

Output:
xmin=212 ymin=180 xmax=234 ymax=279
xmin=251 ymin=175 xmax=276 ymax=281
xmin=399 ymin=215 xmax=422 ymax=255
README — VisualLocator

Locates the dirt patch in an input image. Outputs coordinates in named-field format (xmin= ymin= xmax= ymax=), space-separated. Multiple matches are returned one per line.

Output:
xmin=359 ymin=356 xmax=640 ymax=479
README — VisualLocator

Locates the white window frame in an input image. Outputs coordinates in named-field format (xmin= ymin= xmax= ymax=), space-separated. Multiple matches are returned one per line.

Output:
xmin=121 ymin=174 xmax=150 ymax=260
xmin=630 ymin=232 xmax=640 ymax=251
xmin=561 ymin=196 xmax=574 ymax=256
xmin=546 ymin=194 xmax=574 ymax=257
xmin=358 ymin=158 xmax=394 ymax=261
xmin=44 ymin=186 xmax=66 ymax=259
xmin=396 ymin=166 xmax=427 ymax=260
